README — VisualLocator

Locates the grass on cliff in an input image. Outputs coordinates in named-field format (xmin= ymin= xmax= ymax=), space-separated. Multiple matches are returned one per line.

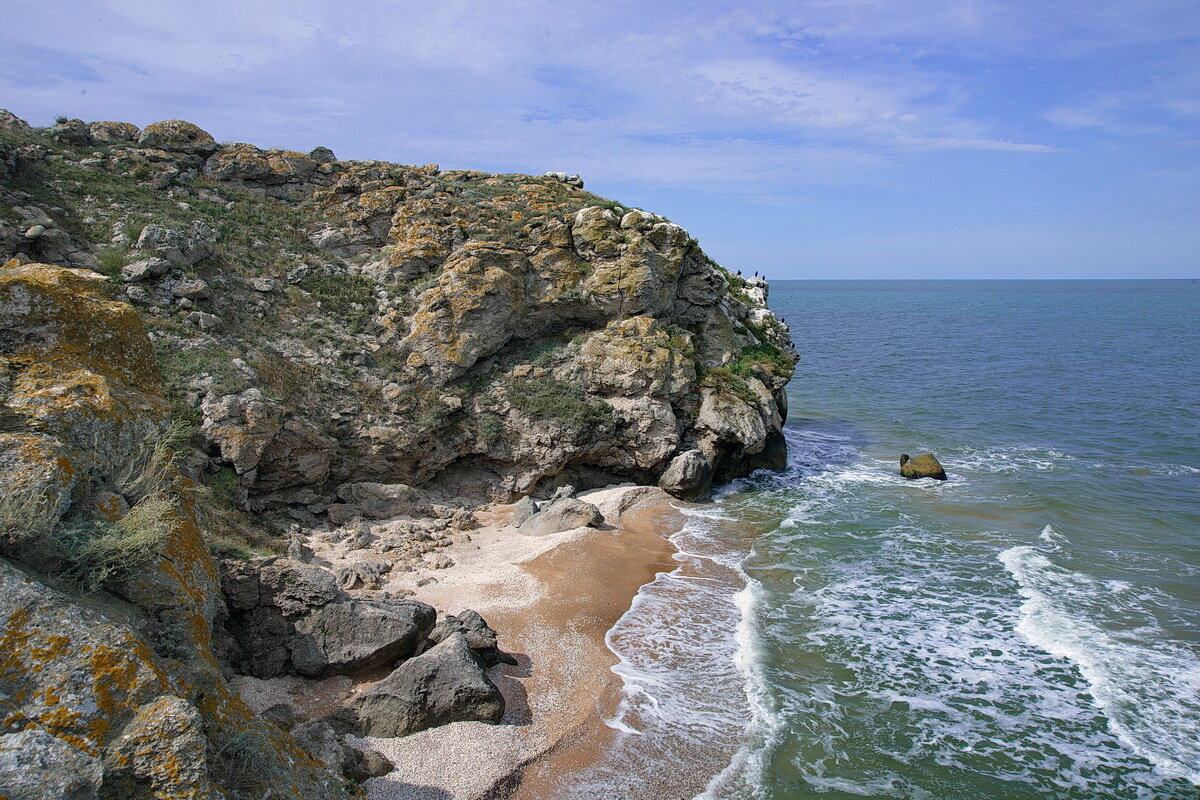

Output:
xmin=505 ymin=377 xmax=612 ymax=436
xmin=0 ymin=424 xmax=185 ymax=591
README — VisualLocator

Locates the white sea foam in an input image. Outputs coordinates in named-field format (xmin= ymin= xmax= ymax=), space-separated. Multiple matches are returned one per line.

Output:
xmin=1000 ymin=545 xmax=1200 ymax=786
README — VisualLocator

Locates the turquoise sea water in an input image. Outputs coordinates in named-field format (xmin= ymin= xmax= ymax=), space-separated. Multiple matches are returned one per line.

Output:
xmin=563 ymin=280 xmax=1200 ymax=800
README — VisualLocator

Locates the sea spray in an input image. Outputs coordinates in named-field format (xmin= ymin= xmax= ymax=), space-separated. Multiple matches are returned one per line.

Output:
xmin=1001 ymin=545 xmax=1200 ymax=786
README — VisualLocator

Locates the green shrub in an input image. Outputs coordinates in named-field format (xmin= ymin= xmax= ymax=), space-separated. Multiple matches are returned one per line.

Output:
xmin=729 ymin=342 xmax=794 ymax=380
xmin=506 ymin=378 xmax=611 ymax=435
xmin=208 ymin=730 xmax=274 ymax=799
xmin=94 ymin=245 xmax=130 ymax=279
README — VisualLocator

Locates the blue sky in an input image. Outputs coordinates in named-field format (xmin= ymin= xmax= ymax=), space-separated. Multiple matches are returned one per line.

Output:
xmin=2 ymin=0 xmax=1197 ymax=278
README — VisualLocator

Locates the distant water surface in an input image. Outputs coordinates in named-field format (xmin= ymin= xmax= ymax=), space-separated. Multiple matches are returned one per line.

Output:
xmin=561 ymin=280 xmax=1200 ymax=800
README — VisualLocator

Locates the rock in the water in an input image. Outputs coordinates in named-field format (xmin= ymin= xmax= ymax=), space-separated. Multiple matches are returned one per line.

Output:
xmin=510 ymin=495 xmax=537 ymax=527
xmin=426 ymin=609 xmax=517 ymax=667
xmin=900 ymin=453 xmax=948 ymax=480
xmin=518 ymin=496 xmax=602 ymax=536
xmin=291 ymin=599 xmax=435 ymax=677
xmin=350 ymin=632 xmax=504 ymax=737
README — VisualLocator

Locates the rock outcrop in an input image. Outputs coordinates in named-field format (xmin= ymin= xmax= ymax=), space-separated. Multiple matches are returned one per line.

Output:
xmin=0 ymin=111 xmax=797 ymax=513
xmin=900 ymin=453 xmax=948 ymax=480
xmin=0 ymin=262 xmax=354 ymax=798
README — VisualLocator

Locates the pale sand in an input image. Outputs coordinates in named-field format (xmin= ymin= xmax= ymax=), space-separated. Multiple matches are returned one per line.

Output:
xmin=359 ymin=485 xmax=684 ymax=800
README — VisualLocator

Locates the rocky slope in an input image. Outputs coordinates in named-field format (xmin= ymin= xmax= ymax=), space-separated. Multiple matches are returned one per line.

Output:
xmin=0 ymin=111 xmax=795 ymax=514
xmin=0 ymin=110 xmax=797 ymax=798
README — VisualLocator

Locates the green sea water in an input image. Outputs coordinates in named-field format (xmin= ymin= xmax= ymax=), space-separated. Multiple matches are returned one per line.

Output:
xmin=563 ymin=280 xmax=1200 ymax=800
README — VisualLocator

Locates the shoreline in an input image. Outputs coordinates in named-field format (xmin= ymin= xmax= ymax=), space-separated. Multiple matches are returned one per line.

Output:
xmin=360 ymin=485 xmax=685 ymax=799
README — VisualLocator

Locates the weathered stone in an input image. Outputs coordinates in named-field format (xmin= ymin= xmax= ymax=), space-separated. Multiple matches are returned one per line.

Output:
xmin=0 ymin=729 xmax=102 ymax=800
xmin=658 ymin=449 xmax=713 ymax=499
xmin=201 ymin=388 xmax=285 ymax=474
xmin=291 ymin=598 xmax=435 ymax=677
xmin=137 ymin=119 xmax=218 ymax=154
xmin=257 ymin=558 xmax=343 ymax=616
xmin=136 ymin=224 xmax=211 ymax=267
xmin=120 ymin=257 xmax=172 ymax=282
xmin=427 ymin=609 xmax=517 ymax=667
xmin=88 ymin=120 xmax=139 ymax=143
xmin=101 ymin=696 xmax=222 ymax=800
xmin=900 ymin=453 xmax=947 ymax=480
xmin=0 ymin=108 xmax=29 ymax=130
xmin=518 ymin=496 xmax=603 ymax=536
xmin=350 ymin=633 xmax=504 ymax=737
xmin=335 ymin=560 xmax=391 ymax=590
xmin=510 ymin=495 xmax=537 ymax=527
xmin=335 ymin=481 xmax=430 ymax=519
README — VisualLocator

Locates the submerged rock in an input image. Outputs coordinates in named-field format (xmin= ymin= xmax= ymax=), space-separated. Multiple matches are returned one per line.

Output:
xmin=900 ymin=453 xmax=948 ymax=480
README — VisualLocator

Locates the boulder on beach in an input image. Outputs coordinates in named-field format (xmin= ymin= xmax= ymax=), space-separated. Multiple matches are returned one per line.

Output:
xmin=349 ymin=632 xmax=505 ymax=737
xmin=900 ymin=453 xmax=948 ymax=480
xmin=291 ymin=598 xmax=436 ymax=677
xmin=518 ymin=495 xmax=603 ymax=536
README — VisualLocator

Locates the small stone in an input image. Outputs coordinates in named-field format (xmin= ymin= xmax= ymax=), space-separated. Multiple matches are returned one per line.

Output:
xmin=23 ymin=224 xmax=45 ymax=239
xmin=186 ymin=311 xmax=220 ymax=331
xmin=249 ymin=277 xmax=275 ymax=292
xmin=172 ymin=279 xmax=210 ymax=299
xmin=121 ymin=257 xmax=172 ymax=282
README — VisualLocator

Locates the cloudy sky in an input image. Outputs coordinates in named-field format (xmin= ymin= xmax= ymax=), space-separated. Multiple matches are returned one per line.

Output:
xmin=2 ymin=0 xmax=1198 ymax=278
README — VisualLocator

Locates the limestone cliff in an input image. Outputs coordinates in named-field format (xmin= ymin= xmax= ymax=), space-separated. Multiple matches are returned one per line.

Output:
xmin=0 ymin=112 xmax=796 ymax=513
xmin=0 ymin=110 xmax=798 ymax=798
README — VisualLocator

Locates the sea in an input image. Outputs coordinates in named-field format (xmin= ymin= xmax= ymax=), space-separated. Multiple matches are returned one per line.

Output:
xmin=561 ymin=279 xmax=1200 ymax=800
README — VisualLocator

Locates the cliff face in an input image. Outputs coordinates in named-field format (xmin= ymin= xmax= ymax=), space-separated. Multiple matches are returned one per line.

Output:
xmin=0 ymin=262 xmax=353 ymax=799
xmin=0 ymin=113 xmax=796 ymax=512
xmin=0 ymin=111 xmax=797 ymax=797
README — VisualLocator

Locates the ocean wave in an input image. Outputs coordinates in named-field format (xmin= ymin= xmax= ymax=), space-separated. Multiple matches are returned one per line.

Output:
xmin=1000 ymin=545 xmax=1200 ymax=787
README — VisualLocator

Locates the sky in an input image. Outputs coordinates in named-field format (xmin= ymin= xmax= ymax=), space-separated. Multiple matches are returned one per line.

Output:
xmin=1 ymin=0 xmax=1198 ymax=279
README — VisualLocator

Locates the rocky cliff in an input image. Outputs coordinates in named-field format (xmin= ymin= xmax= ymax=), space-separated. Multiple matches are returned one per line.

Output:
xmin=0 ymin=110 xmax=797 ymax=798
xmin=1 ymin=111 xmax=795 ymax=512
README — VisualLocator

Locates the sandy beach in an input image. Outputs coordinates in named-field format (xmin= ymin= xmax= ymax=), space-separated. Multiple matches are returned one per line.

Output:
xmin=245 ymin=485 xmax=684 ymax=800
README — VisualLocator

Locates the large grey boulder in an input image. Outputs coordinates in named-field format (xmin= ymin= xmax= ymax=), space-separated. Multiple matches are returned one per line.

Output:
xmin=900 ymin=453 xmax=947 ymax=481
xmin=350 ymin=633 xmax=504 ymax=737
xmin=427 ymin=609 xmax=517 ymax=667
xmin=332 ymin=481 xmax=431 ymax=521
xmin=658 ymin=448 xmax=713 ymax=499
xmin=291 ymin=599 xmax=436 ymax=677
xmin=518 ymin=496 xmax=602 ymax=536
xmin=257 ymin=559 xmax=343 ymax=616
